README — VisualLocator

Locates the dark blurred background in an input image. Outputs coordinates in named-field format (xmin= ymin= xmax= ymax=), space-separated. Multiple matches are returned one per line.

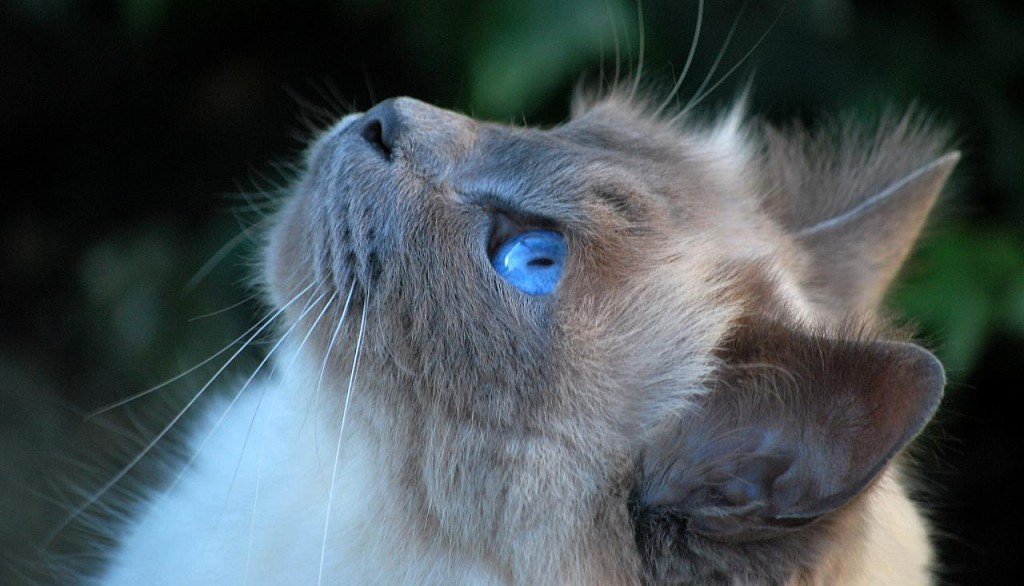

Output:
xmin=1 ymin=0 xmax=1022 ymax=583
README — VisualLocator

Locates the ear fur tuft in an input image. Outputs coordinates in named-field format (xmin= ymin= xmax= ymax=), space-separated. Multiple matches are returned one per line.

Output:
xmin=760 ymin=110 xmax=958 ymax=314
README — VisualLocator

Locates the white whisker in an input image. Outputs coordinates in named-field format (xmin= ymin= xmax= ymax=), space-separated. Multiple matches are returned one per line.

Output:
xmin=306 ymin=282 xmax=356 ymax=431
xmin=287 ymin=292 xmax=337 ymax=371
xmin=652 ymin=0 xmax=704 ymax=118
xmin=317 ymin=292 xmax=369 ymax=586
xmin=192 ymin=290 xmax=326 ymax=559
xmin=245 ymin=290 xmax=338 ymax=585
xmin=243 ymin=288 xmax=335 ymax=581
xmin=184 ymin=222 xmax=269 ymax=293
xmin=85 ymin=282 xmax=315 ymax=420
xmin=167 ymin=290 xmax=328 ymax=496
xmin=678 ymin=1 xmax=781 ymax=119
xmin=244 ymin=411 xmax=269 ymax=586
xmin=188 ymin=292 xmax=262 ymax=322
xmin=628 ymin=0 xmax=645 ymax=100
xmin=43 ymin=282 xmax=316 ymax=546
xmin=305 ymin=282 xmax=356 ymax=483
xmin=685 ymin=0 xmax=746 ymax=112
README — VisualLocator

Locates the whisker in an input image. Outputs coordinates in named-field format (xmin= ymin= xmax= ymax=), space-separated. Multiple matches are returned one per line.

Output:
xmin=166 ymin=290 xmax=328 ymax=496
xmin=244 ymin=426 xmax=268 ymax=586
xmin=284 ymin=86 xmax=338 ymax=128
xmin=308 ymin=79 xmax=350 ymax=121
xmin=221 ymin=200 xmax=282 ymax=218
xmin=652 ymin=0 xmax=704 ymax=118
xmin=323 ymin=77 xmax=356 ymax=117
xmin=628 ymin=0 xmax=645 ymax=100
xmin=307 ymin=282 xmax=356 ymax=428
xmin=242 ymin=164 xmax=294 ymax=202
xmin=677 ymin=1 xmax=782 ymax=119
xmin=317 ymin=292 xmax=369 ymax=586
xmin=188 ymin=292 xmax=262 ymax=323
xmin=305 ymin=283 xmax=356 ymax=483
xmin=184 ymin=221 xmax=268 ymax=293
xmin=227 ymin=180 xmax=273 ymax=222
xmin=43 ymin=283 xmax=316 ymax=545
xmin=361 ymin=64 xmax=377 ymax=106
xmin=604 ymin=0 xmax=622 ymax=88
xmin=191 ymin=290 xmax=326 ymax=559
xmin=287 ymin=293 xmax=338 ymax=371
xmin=85 ymin=283 xmax=314 ymax=419
xmin=685 ymin=0 xmax=747 ymax=113
xmin=245 ymin=290 xmax=338 ymax=584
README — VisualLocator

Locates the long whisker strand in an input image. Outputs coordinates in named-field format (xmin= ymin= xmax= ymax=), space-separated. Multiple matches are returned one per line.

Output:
xmin=166 ymin=290 xmax=328 ymax=495
xmin=188 ymin=292 xmax=263 ymax=323
xmin=628 ymin=0 xmax=645 ymax=100
xmin=677 ymin=1 xmax=782 ymax=119
xmin=317 ymin=292 xmax=369 ymax=586
xmin=652 ymin=0 xmax=704 ymax=118
xmin=245 ymin=289 xmax=338 ymax=584
xmin=308 ymin=282 xmax=356 ymax=424
xmin=184 ymin=221 xmax=270 ymax=293
xmin=686 ymin=0 xmax=747 ymax=111
xmin=44 ymin=282 xmax=316 ymax=545
xmin=85 ymin=281 xmax=315 ymax=419
xmin=287 ymin=293 xmax=336 ymax=371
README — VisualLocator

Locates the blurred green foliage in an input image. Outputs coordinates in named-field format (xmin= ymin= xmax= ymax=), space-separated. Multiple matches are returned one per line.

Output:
xmin=465 ymin=0 xmax=631 ymax=117
xmin=893 ymin=226 xmax=1024 ymax=375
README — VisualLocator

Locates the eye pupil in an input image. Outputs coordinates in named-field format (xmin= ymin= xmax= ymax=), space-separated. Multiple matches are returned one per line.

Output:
xmin=490 ymin=230 xmax=567 ymax=296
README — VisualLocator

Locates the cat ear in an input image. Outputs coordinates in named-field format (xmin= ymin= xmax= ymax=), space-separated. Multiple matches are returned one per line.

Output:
xmin=794 ymin=152 xmax=959 ymax=314
xmin=636 ymin=321 xmax=944 ymax=541
xmin=762 ymin=113 xmax=959 ymax=314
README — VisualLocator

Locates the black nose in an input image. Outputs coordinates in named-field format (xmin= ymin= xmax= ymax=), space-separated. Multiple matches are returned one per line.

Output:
xmin=358 ymin=98 xmax=402 ymax=158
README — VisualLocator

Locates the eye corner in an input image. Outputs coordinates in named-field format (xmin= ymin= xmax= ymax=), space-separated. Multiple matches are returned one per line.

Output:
xmin=486 ymin=209 xmax=518 ymax=257
xmin=486 ymin=207 xmax=560 ymax=256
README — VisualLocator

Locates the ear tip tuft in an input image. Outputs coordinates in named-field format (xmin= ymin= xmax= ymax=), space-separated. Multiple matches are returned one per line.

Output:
xmin=888 ymin=341 xmax=946 ymax=417
xmin=932 ymin=150 xmax=962 ymax=176
xmin=917 ymin=347 xmax=946 ymax=407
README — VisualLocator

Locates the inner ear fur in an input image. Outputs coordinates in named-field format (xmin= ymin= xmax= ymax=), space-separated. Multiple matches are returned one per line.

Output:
xmin=636 ymin=319 xmax=944 ymax=542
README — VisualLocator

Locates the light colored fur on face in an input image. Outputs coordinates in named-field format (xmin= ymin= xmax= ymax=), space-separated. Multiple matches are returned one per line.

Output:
xmin=91 ymin=89 xmax=955 ymax=585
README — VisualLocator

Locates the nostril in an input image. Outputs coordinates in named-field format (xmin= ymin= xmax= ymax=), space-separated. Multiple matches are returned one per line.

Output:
xmin=357 ymin=98 xmax=403 ymax=160
xmin=360 ymin=118 xmax=391 ymax=159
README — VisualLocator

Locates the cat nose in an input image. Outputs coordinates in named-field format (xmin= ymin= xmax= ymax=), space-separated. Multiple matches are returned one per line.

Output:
xmin=357 ymin=98 xmax=402 ymax=158
xmin=344 ymin=97 xmax=477 ymax=167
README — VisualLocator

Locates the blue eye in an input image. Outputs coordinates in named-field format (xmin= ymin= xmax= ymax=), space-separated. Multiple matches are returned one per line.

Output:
xmin=490 ymin=230 xmax=567 ymax=296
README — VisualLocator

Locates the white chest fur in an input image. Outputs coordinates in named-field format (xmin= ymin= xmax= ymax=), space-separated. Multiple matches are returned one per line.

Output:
xmin=102 ymin=353 xmax=500 ymax=585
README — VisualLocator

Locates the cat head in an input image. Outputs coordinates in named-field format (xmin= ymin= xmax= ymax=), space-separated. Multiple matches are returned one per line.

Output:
xmin=263 ymin=92 xmax=955 ymax=580
xmin=265 ymin=95 xmax=769 ymax=428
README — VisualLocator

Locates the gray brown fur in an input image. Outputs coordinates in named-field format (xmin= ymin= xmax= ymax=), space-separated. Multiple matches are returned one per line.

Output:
xmin=263 ymin=89 xmax=956 ymax=584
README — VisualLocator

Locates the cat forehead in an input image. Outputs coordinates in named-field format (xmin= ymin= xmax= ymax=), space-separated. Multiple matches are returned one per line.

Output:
xmin=311 ymin=95 xmax=745 ymax=187
xmin=468 ymin=101 xmax=741 ymax=175
xmin=409 ymin=103 xmax=754 ymax=232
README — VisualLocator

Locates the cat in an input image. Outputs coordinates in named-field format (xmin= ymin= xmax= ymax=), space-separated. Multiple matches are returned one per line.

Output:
xmin=75 ymin=88 xmax=956 ymax=584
